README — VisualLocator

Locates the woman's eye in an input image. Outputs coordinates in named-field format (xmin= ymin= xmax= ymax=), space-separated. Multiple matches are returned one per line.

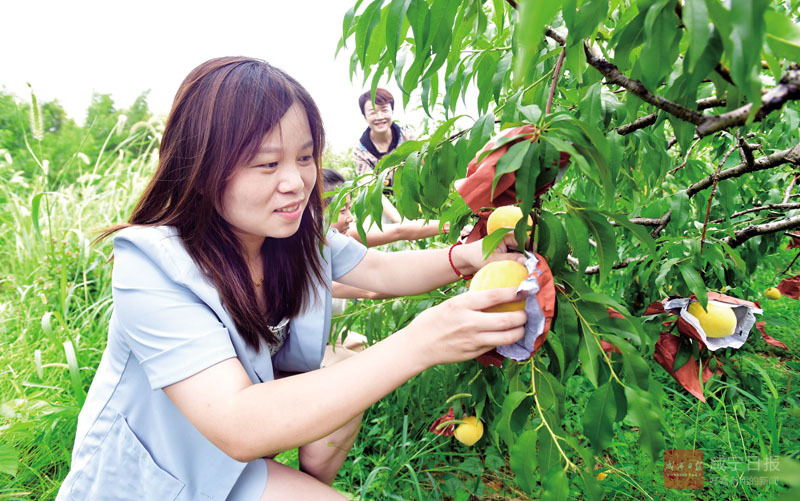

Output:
xmin=298 ymin=155 xmax=314 ymax=164
xmin=256 ymin=162 xmax=278 ymax=169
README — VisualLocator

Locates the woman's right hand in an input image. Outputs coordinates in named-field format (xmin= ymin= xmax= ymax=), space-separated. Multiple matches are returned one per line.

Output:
xmin=401 ymin=286 xmax=528 ymax=369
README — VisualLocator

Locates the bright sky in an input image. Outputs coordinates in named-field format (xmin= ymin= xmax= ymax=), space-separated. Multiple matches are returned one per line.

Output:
xmin=0 ymin=0 xmax=422 ymax=153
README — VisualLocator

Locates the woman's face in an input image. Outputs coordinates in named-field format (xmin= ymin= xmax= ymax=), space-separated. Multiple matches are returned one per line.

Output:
xmin=221 ymin=102 xmax=317 ymax=253
xmin=330 ymin=194 xmax=353 ymax=234
xmin=363 ymin=101 xmax=393 ymax=134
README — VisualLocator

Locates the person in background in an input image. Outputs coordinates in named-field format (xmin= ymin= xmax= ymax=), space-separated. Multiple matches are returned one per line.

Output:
xmin=353 ymin=87 xmax=416 ymax=224
xmin=323 ymin=168 xmax=445 ymax=252
xmin=56 ymin=57 xmax=527 ymax=500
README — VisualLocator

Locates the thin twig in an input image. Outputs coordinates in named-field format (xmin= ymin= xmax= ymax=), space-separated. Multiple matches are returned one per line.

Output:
xmin=783 ymin=174 xmax=797 ymax=203
xmin=710 ymin=203 xmax=800 ymax=224
xmin=567 ymin=255 xmax=646 ymax=275
xmin=668 ymin=137 xmax=703 ymax=175
xmin=780 ymin=250 xmax=800 ymax=275
xmin=546 ymin=47 xmax=567 ymax=115
xmin=701 ymin=142 xmax=739 ymax=255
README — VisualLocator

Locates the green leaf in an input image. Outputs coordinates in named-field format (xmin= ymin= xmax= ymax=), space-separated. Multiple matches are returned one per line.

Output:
xmin=497 ymin=391 xmax=531 ymax=448
xmin=434 ymin=141 xmax=459 ymax=188
xmin=579 ymin=82 xmax=603 ymax=127
xmin=367 ymin=177 xmax=385 ymax=230
xmin=385 ymin=0 xmax=412 ymax=63
xmin=624 ymin=386 xmax=666 ymax=462
xmin=679 ymin=263 xmax=707 ymax=309
xmin=610 ymin=379 xmax=627 ymax=421
xmin=580 ymin=292 xmax=632 ymax=318
xmin=512 ymin=0 xmax=562 ymax=87
xmin=492 ymin=140 xmax=530 ymax=197
xmin=618 ymin=343 xmax=651 ymax=390
xmin=354 ymin=0 xmax=386 ymax=67
xmin=564 ymin=212 xmax=590 ymax=272
xmin=515 ymin=141 xmax=542 ymax=224
xmin=509 ymin=428 xmax=538 ymax=493
xmin=537 ymin=409 xmax=563 ymax=475
xmin=764 ymin=10 xmax=800 ymax=62
xmin=577 ymin=210 xmax=617 ymax=285
xmin=492 ymin=52 xmax=513 ymax=102
xmin=419 ymin=167 xmax=449 ymax=208
xmin=535 ymin=370 xmax=565 ymax=420
xmin=611 ymin=6 xmax=647 ymax=70
xmin=546 ymin=333 xmax=566 ymax=381
xmin=425 ymin=116 xmax=462 ymax=165
xmin=743 ymin=357 xmax=778 ymax=399
xmin=481 ymin=227 xmax=513 ymax=261
xmin=564 ymin=40 xmax=588 ymax=83
xmin=729 ymin=0 xmax=768 ymax=105
xmin=395 ymin=152 xmax=422 ymax=218
xmin=467 ymin=113 xmax=496 ymax=160
xmin=583 ymin=383 xmax=617 ymax=453
xmin=538 ymin=211 xmax=569 ymax=274
xmin=605 ymin=213 xmax=657 ymax=256
xmin=476 ymin=52 xmax=500 ymax=113
xmin=541 ymin=457 xmax=570 ymax=501
xmin=555 ymin=292 xmax=580 ymax=379
xmin=683 ymin=0 xmax=711 ymax=72
xmin=0 ymin=443 xmax=18 ymax=477
xmin=669 ymin=190 xmax=690 ymax=229
xmin=564 ymin=0 xmax=609 ymax=41
xmin=578 ymin=318 xmax=601 ymax=388
xmin=672 ymin=338 xmax=692 ymax=372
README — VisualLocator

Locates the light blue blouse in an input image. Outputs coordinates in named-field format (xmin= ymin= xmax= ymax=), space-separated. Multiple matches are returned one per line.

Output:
xmin=56 ymin=225 xmax=367 ymax=500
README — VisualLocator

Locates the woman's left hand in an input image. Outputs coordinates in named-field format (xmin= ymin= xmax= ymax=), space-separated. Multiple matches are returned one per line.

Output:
xmin=454 ymin=234 xmax=527 ymax=276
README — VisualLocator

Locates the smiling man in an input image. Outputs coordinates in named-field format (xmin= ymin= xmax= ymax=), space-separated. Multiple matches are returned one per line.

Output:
xmin=353 ymin=88 xmax=416 ymax=223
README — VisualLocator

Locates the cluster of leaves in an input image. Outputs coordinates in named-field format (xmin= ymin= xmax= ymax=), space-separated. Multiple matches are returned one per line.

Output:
xmin=338 ymin=0 xmax=800 ymax=497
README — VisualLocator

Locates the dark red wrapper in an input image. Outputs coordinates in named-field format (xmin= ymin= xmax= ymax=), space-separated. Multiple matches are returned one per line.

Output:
xmin=755 ymin=321 xmax=789 ymax=350
xmin=778 ymin=274 xmax=800 ymax=299
xmin=653 ymin=333 xmax=721 ymax=402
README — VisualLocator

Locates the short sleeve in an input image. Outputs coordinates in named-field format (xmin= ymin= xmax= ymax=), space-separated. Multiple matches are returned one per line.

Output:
xmin=112 ymin=235 xmax=237 ymax=390
xmin=327 ymin=228 xmax=368 ymax=280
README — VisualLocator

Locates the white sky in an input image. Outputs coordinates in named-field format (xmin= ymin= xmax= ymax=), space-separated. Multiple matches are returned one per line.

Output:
xmin=0 ymin=0 xmax=427 ymax=153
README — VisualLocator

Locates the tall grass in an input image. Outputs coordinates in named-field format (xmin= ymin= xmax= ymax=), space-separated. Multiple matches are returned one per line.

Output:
xmin=0 ymin=122 xmax=158 ymax=499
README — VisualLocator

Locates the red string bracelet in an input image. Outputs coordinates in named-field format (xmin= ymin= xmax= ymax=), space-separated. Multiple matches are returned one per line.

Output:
xmin=448 ymin=241 xmax=474 ymax=280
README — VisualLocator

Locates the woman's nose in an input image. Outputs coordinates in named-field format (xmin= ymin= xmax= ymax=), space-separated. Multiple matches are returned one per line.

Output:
xmin=278 ymin=165 xmax=304 ymax=192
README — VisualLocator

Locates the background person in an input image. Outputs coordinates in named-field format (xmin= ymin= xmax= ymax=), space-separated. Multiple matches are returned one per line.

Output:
xmin=323 ymin=168 xmax=446 ymax=251
xmin=56 ymin=57 xmax=528 ymax=500
xmin=353 ymin=87 xmax=416 ymax=224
